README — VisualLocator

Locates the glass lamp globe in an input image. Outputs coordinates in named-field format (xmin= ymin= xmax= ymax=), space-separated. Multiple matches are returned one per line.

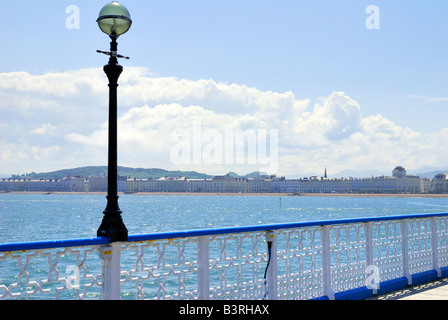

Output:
xmin=97 ymin=1 xmax=132 ymax=38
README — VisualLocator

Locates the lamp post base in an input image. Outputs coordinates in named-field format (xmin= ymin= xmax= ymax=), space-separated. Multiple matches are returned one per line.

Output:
xmin=97 ymin=218 xmax=128 ymax=242
xmin=97 ymin=196 xmax=128 ymax=242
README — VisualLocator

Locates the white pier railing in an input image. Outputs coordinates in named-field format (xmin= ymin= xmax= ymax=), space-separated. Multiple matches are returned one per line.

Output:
xmin=1 ymin=212 xmax=448 ymax=300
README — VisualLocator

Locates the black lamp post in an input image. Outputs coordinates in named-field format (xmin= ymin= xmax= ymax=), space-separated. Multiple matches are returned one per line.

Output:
xmin=96 ymin=1 xmax=132 ymax=242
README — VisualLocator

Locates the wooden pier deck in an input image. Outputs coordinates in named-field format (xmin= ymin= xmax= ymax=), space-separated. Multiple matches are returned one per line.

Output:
xmin=369 ymin=277 xmax=448 ymax=300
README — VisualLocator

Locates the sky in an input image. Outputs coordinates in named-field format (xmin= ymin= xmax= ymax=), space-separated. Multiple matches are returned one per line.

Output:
xmin=0 ymin=0 xmax=447 ymax=178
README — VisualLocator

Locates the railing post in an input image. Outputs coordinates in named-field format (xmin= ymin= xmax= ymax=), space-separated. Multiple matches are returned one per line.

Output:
xmin=99 ymin=242 xmax=122 ymax=300
xmin=265 ymin=231 xmax=277 ymax=300
xmin=197 ymin=236 xmax=210 ymax=300
xmin=321 ymin=226 xmax=334 ymax=300
xmin=365 ymin=222 xmax=374 ymax=267
xmin=364 ymin=222 xmax=379 ymax=294
xmin=431 ymin=217 xmax=441 ymax=277
xmin=400 ymin=220 xmax=411 ymax=285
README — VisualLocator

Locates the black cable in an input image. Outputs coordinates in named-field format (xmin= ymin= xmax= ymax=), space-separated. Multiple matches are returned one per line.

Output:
xmin=264 ymin=241 xmax=272 ymax=280
xmin=263 ymin=240 xmax=273 ymax=300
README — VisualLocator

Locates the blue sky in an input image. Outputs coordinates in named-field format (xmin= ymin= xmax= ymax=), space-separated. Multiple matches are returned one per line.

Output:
xmin=0 ymin=1 xmax=447 ymax=177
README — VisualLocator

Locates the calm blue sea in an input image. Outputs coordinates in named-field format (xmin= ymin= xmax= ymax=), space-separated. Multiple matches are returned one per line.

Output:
xmin=2 ymin=193 xmax=448 ymax=244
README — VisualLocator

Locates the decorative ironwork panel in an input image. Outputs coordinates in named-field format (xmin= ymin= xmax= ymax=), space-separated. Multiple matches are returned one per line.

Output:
xmin=407 ymin=218 xmax=433 ymax=275
xmin=208 ymin=232 xmax=268 ymax=300
xmin=371 ymin=220 xmax=403 ymax=282
xmin=120 ymin=238 xmax=199 ymax=300
xmin=276 ymin=227 xmax=323 ymax=300
xmin=0 ymin=246 xmax=102 ymax=300
xmin=328 ymin=223 xmax=367 ymax=293
xmin=436 ymin=216 xmax=448 ymax=268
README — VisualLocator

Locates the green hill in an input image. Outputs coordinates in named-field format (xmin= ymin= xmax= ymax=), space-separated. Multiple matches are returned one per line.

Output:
xmin=11 ymin=166 xmax=213 ymax=180
xmin=244 ymin=171 xmax=269 ymax=178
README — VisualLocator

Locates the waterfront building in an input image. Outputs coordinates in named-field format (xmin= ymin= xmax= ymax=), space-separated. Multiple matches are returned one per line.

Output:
xmin=432 ymin=174 xmax=448 ymax=193
xmin=185 ymin=178 xmax=214 ymax=193
xmin=210 ymin=175 xmax=247 ymax=193
xmin=349 ymin=176 xmax=396 ymax=193
xmin=299 ymin=176 xmax=324 ymax=193
xmin=421 ymin=178 xmax=432 ymax=193
xmin=29 ymin=179 xmax=58 ymax=192
xmin=0 ymin=179 xmax=28 ymax=191
xmin=185 ymin=175 xmax=247 ymax=193
xmin=117 ymin=176 xmax=126 ymax=193
xmin=125 ymin=178 xmax=157 ymax=193
xmin=157 ymin=176 xmax=188 ymax=192
xmin=247 ymin=177 xmax=273 ymax=193
xmin=392 ymin=166 xmax=407 ymax=178
xmin=87 ymin=175 xmax=126 ymax=192
xmin=0 ymin=177 xmax=86 ymax=192
xmin=2 ymin=166 xmax=448 ymax=194
xmin=60 ymin=177 xmax=87 ymax=192
xmin=87 ymin=175 xmax=107 ymax=192
xmin=271 ymin=177 xmax=302 ymax=193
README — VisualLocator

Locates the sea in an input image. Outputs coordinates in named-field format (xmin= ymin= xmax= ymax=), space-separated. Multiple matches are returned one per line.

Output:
xmin=2 ymin=193 xmax=448 ymax=244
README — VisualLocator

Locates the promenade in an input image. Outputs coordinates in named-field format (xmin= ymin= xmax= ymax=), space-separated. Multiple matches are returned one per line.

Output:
xmin=370 ymin=277 xmax=448 ymax=300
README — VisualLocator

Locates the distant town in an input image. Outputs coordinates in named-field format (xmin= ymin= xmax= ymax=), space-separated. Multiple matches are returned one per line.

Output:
xmin=2 ymin=166 xmax=448 ymax=194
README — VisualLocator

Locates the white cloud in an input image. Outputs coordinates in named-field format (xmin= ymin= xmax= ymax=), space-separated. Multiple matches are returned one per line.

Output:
xmin=1 ymin=67 xmax=447 ymax=177
xmin=291 ymin=92 xmax=362 ymax=146
xmin=409 ymin=95 xmax=448 ymax=103
xmin=32 ymin=123 xmax=57 ymax=136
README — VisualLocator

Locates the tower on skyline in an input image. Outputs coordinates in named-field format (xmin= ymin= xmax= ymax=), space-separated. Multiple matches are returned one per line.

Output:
xmin=392 ymin=166 xmax=406 ymax=178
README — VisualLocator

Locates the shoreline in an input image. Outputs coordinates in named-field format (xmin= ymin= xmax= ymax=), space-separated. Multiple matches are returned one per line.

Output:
xmin=2 ymin=191 xmax=448 ymax=198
